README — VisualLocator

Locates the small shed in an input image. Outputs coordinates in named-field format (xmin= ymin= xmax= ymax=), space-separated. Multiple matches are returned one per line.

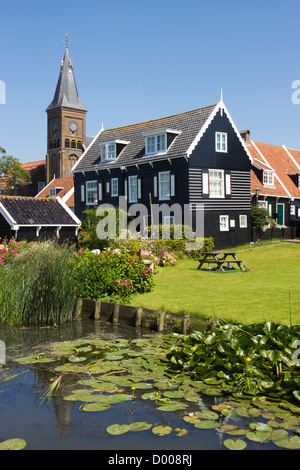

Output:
xmin=0 ymin=195 xmax=81 ymax=242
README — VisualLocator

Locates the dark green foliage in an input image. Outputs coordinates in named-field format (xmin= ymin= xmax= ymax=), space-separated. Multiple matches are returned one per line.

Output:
xmin=164 ymin=322 xmax=300 ymax=402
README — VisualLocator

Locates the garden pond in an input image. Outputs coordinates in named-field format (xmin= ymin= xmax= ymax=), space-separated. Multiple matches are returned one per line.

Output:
xmin=0 ymin=319 xmax=300 ymax=451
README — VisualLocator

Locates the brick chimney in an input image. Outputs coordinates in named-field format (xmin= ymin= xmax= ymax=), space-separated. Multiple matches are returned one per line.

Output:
xmin=240 ymin=130 xmax=250 ymax=144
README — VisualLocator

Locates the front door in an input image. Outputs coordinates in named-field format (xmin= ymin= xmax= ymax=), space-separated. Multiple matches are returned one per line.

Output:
xmin=277 ymin=203 xmax=285 ymax=226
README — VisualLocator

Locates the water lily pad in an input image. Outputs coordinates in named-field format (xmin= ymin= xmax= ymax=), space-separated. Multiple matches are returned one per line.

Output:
xmin=223 ymin=438 xmax=247 ymax=450
xmin=195 ymin=410 xmax=219 ymax=420
xmin=81 ymin=402 xmax=111 ymax=412
xmin=273 ymin=435 xmax=300 ymax=449
xmin=63 ymin=389 xmax=97 ymax=402
xmin=129 ymin=422 xmax=152 ymax=432
xmin=194 ymin=420 xmax=219 ymax=429
xmin=141 ymin=392 xmax=162 ymax=400
xmin=68 ymin=356 xmax=86 ymax=362
xmin=130 ymin=382 xmax=153 ymax=389
xmin=106 ymin=424 xmax=130 ymax=435
xmin=271 ymin=429 xmax=289 ymax=441
xmin=175 ymin=428 xmax=188 ymax=437
xmin=246 ymin=431 xmax=271 ymax=443
xmin=157 ymin=402 xmax=189 ymax=411
xmin=0 ymin=438 xmax=27 ymax=450
xmin=16 ymin=355 xmax=55 ymax=364
xmin=249 ymin=422 xmax=273 ymax=433
xmin=183 ymin=415 xmax=199 ymax=424
xmin=152 ymin=425 xmax=173 ymax=436
xmin=163 ymin=390 xmax=184 ymax=399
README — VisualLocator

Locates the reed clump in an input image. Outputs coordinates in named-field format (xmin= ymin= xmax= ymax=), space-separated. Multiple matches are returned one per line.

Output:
xmin=0 ymin=241 xmax=81 ymax=326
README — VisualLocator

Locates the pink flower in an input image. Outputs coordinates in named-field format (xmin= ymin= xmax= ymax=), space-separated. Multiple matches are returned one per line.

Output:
xmin=141 ymin=270 xmax=148 ymax=274
xmin=128 ymin=259 xmax=133 ymax=262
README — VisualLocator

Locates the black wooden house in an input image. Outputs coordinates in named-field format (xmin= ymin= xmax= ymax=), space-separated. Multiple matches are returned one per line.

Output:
xmin=72 ymin=99 xmax=253 ymax=248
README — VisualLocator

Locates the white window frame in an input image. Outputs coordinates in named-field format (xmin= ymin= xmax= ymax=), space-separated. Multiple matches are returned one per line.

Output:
xmin=158 ymin=171 xmax=171 ymax=201
xmin=258 ymin=200 xmax=268 ymax=209
xmin=86 ymin=180 xmax=97 ymax=205
xmin=219 ymin=215 xmax=229 ymax=231
xmin=49 ymin=187 xmax=56 ymax=198
xmin=111 ymin=178 xmax=118 ymax=197
xmin=215 ymin=132 xmax=227 ymax=153
xmin=163 ymin=215 xmax=175 ymax=225
xmin=239 ymin=214 xmax=247 ymax=228
xmin=100 ymin=143 xmax=116 ymax=162
xmin=263 ymin=171 xmax=274 ymax=187
xmin=209 ymin=170 xmax=224 ymax=198
xmin=38 ymin=182 xmax=45 ymax=193
xmin=128 ymin=175 xmax=138 ymax=203
xmin=145 ymin=133 xmax=167 ymax=155
xmin=290 ymin=205 xmax=296 ymax=216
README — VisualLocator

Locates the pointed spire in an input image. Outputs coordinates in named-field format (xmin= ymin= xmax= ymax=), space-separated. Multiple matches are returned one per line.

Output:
xmin=46 ymin=46 xmax=87 ymax=112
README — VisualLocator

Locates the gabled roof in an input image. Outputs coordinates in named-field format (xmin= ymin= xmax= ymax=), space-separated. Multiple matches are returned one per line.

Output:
xmin=0 ymin=160 xmax=45 ymax=190
xmin=248 ymin=141 xmax=300 ymax=199
xmin=72 ymin=100 xmax=253 ymax=174
xmin=46 ymin=46 xmax=87 ymax=112
xmin=0 ymin=196 xmax=80 ymax=228
xmin=36 ymin=177 xmax=74 ymax=207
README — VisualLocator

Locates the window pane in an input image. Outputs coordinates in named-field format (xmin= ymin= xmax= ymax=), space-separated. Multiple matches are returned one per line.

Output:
xmin=107 ymin=144 xmax=116 ymax=160
xmin=129 ymin=176 xmax=137 ymax=202
xmin=157 ymin=134 xmax=166 ymax=151
xmin=146 ymin=137 xmax=155 ymax=154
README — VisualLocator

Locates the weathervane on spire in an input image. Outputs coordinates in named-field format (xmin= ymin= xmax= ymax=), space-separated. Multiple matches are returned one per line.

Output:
xmin=65 ymin=32 xmax=70 ymax=47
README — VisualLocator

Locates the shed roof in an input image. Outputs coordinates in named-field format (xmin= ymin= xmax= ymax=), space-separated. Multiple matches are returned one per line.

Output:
xmin=0 ymin=196 xmax=80 ymax=227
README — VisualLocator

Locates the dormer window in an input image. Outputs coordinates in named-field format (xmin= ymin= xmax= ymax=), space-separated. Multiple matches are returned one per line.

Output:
xmin=143 ymin=129 xmax=180 ymax=156
xmin=146 ymin=134 xmax=166 ymax=155
xmin=99 ymin=140 xmax=130 ymax=163
xmin=263 ymin=170 xmax=274 ymax=187
xmin=49 ymin=187 xmax=63 ymax=198
xmin=101 ymin=143 xmax=116 ymax=162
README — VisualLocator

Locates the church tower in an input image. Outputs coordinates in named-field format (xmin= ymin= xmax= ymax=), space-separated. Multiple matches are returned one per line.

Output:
xmin=46 ymin=45 xmax=87 ymax=182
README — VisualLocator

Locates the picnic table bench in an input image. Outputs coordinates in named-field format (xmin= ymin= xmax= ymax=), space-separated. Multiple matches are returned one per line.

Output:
xmin=197 ymin=251 xmax=246 ymax=272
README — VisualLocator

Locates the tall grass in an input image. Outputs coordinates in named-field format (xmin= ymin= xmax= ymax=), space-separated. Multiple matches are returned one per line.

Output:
xmin=0 ymin=241 xmax=81 ymax=326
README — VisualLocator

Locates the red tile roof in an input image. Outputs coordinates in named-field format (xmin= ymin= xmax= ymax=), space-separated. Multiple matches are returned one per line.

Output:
xmin=36 ymin=177 xmax=74 ymax=207
xmin=249 ymin=141 xmax=300 ymax=199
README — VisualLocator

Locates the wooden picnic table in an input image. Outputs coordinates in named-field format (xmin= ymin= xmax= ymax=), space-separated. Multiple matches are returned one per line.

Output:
xmin=197 ymin=251 xmax=246 ymax=272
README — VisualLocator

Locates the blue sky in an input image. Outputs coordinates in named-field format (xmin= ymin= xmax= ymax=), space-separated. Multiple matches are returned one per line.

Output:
xmin=0 ymin=0 xmax=299 ymax=163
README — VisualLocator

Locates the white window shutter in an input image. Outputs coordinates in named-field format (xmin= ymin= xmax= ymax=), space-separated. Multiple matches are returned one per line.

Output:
xmin=81 ymin=184 xmax=85 ymax=202
xmin=170 ymin=174 xmax=175 ymax=197
xmin=98 ymin=182 xmax=102 ymax=201
xmin=153 ymin=176 xmax=157 ymax=197
xmin=124 ymin=179 xmax=128 ymax=199
xmin=106 ymin=182 xmax=110 ymax=193
xmin=138 ymin=178 xmax=141 ymax=199
xmin=202 ymin=171 xmax=209 ymax=196
xmin=225 ymin=173 xmax=231 ymax=196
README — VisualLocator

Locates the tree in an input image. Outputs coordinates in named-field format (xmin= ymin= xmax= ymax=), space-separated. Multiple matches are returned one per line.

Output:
xmin=0 ymin=147 xmax=31 ymax=194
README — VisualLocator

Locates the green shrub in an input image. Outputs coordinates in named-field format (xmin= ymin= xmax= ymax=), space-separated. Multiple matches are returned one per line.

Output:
xmin=74 ymin=249 xmax=154 ymax=302
xmin=251 ymin=205 xmax=270 ymax=230
xmin=78 ymin=207 xmax=131 ymax=250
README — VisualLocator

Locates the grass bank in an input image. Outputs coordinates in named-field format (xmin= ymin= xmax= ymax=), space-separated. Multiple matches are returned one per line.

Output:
xmin=131 ymin=243 xmax=300 ymax=325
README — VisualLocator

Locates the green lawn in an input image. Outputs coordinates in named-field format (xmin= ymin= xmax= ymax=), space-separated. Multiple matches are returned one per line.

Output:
xmin=131 ymin=243 xmax=300 ymax=325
